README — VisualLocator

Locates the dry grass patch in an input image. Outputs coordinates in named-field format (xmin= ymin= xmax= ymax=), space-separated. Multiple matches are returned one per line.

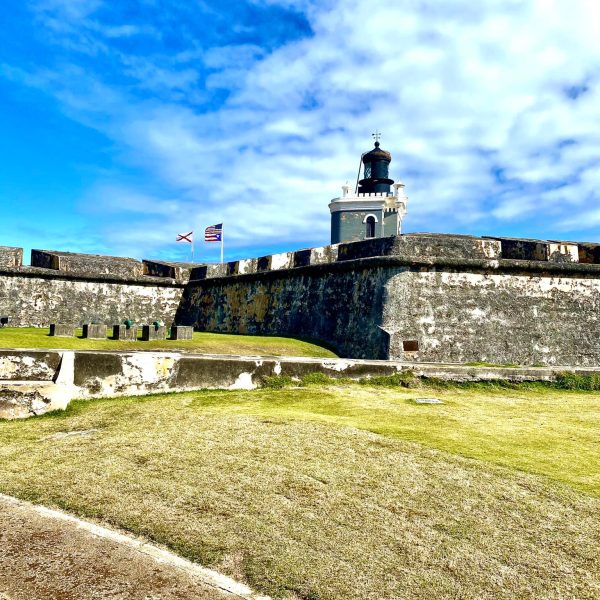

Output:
xmin=0 ymin=386 xmax=599 ymax=599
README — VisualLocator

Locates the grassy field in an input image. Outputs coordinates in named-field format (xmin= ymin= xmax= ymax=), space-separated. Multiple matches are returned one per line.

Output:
xmin=0 ymin=327 xmax=336 ymax=358
xmin=1 ymin=381 xmax=599 ymax=598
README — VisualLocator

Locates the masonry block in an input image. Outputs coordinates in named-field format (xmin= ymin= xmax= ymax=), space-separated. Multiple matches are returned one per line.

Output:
xmin=498 ymin=238 xmax=548 ymax=261
xmin=578 ymin=243 xmax=600 ymax=264
xmin=293 ymin=249 xmax=312 ymax=267
xmin=141 ymin=325 xmax=166 ymax=341
xmin=338 ymin=234 xmax=502 ymax=262
xmin=113 ymin=324 xmax=138 ymax=341
xmin=257 ymin=252 xmax=293 ymax=272
xmin=271 ymin=252 xmax=293 ymax=270
xmin=337 ymin=237 xmax=396 ymax=261
xmin=294 ymin=246 xmax=339 ymax=267
xmin=82 ymin=323 xmax=106 ymax=339
xmin=142 ymin=260 xmax=197 ymax=281
xmin=49 ymin=324 xmax=75 ymax=337
xmin=170 ymin=325 xmax=193 ymax=340
xmin=225 ymin=261 xmax=238 ymax=276
xmin=548 ymin=242 xmax=579 ymax=263
xmin=311 ymin=244 xmax=339 ymax=264
xmin=400 ymin=235 xmax=501 ymax=260
xmin=0 ymin=246 xmax=23 ymax=268
xmin=256 ymin=256 xmax=270 ymax=272
xmin=237 ymin=258 xmax=257 ymax=274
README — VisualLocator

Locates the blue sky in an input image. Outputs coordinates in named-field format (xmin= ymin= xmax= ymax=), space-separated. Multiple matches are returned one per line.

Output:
xmin=1 ymin=0 xmax=599 ymax=264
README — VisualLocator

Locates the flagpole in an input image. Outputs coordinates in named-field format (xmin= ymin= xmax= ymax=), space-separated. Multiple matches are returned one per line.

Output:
xmin=220 ymin=224 xmax=224 ymax=265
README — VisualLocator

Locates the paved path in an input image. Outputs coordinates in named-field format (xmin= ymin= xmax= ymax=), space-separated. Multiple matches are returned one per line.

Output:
xmin=0 ymin=494 xmax=268 ymax=600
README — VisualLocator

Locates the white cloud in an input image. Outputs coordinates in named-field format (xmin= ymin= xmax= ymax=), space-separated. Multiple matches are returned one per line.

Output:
xmin=7 ymin=0 xmax=600 ymax=258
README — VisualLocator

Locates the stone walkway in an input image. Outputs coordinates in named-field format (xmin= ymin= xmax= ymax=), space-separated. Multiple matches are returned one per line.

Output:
xmin=0 ymin=494 xmax=269 ymax=600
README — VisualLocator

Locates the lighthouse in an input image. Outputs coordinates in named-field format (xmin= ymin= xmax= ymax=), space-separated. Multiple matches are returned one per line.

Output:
xmin=329 ymin=135 xmax=407 ymax=244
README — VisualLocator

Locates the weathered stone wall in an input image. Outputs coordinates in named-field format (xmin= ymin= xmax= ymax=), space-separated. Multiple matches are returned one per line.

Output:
xmin=5 ymin=234 xmax=600 ymax=366
xmin=0 ymin=269 xmax=183 ymax=327
xmin=177 ymin=247 xmax=600 ymax=365
xmin=176 ymin=263 xmax=392 ymax=359
xmin=383 ymin=268 xmax=600 ymax=366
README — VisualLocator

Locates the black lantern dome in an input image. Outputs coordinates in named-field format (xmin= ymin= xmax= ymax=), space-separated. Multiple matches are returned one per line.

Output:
xmin=358 ymin=141 xmax=394 ymax=194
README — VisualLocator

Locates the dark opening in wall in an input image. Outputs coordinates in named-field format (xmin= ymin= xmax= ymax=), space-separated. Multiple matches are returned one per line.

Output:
xmin=365 ymin=216 xmax=376 ymax=238
xmin=403 ymin=340 xmax=419 ymax=352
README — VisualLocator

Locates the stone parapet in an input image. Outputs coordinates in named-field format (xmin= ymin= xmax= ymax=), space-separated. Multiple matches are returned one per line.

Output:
xmin=0 ymin=264 xmax=183 ymax=287
xmin=13 ymin=234 xmax=600 ymax=292
xmin=0 ymin=247 xmax=23 ymax=268
xmin=142 ymin=260 xmax=198 ymax=281
xmin=32 ymin=249 xmax=144 ymax=278
xmin=188 ymin=234 xmax=600 ymax=284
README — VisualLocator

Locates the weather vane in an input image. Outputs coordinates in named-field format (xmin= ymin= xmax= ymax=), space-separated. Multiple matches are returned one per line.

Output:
xmin=372 ymin=130 xmax=382 ymax=143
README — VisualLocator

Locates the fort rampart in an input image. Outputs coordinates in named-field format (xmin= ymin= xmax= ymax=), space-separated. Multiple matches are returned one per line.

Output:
xmin=2 ymin=233 xmax=600 ymax=366
xmin=0 ymin=249 xmax=185 ymax=327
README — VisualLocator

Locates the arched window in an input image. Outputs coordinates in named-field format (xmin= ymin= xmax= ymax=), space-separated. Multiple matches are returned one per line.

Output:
xmin=365 ymin=215 xmax=376 ymax=238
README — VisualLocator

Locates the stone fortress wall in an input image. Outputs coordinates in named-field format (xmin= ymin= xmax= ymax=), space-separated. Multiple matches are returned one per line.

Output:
xmin=2 ymin=233 xmax=600 ymax=366
xmin=0 ymin=247 xmax=185 ymax=327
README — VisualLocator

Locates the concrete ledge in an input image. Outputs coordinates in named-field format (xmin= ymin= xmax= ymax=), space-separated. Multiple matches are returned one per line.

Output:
xmin=0 ymin=350 xmax=61 ymax=381
xmin=1 ymin=348 xmax=598 ymax=419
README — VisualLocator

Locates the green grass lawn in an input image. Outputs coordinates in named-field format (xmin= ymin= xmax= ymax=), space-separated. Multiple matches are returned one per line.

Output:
xmin=1 ymin=382 xmax=599 ymax=598
xmin=0 ymin=327 xmax=336 ymax=358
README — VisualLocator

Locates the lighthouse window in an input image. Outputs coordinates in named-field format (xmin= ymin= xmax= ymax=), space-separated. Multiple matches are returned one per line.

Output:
xmin=366 ymin=216 xmax=376 ymax=238
xmin=364 ymin=162 xmax=372 ymax=178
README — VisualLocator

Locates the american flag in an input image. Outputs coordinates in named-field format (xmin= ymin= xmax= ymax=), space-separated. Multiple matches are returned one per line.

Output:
xmin=205 ymin=223 xmax=223 ymax=242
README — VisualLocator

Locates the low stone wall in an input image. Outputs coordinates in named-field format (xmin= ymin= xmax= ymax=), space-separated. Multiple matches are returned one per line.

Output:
xmin=2 ymin=348 xmax=595 ymax=419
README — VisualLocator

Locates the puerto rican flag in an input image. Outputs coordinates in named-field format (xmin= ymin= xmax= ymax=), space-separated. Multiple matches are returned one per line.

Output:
xmin=176 ymin=231 xmax=193 ymax=243
xmin=205 ymin=223 xmax=223 ymax=242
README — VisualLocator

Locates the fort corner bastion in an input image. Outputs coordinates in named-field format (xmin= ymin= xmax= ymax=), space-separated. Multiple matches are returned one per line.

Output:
xmin=1 ymin=233 xmax=600 ymax=367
